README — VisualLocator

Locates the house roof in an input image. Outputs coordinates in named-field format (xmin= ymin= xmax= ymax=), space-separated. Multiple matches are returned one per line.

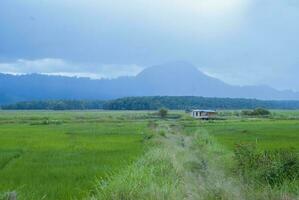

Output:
xmin=192 ymin=109 xmax=216 ymax=113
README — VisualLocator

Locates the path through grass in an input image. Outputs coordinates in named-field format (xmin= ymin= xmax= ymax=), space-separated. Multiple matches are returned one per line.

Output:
xmin=92 ymin=115 xmax=299 ymax=200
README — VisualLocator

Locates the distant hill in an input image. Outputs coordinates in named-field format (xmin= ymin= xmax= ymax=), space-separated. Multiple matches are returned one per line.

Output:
xmin=102 ymin=96 xmax=299 ymax=110
xmin=1 ymin=61 xmax=299 ymax=104
xmin=2 ymin=97 xmax=299 ymax=110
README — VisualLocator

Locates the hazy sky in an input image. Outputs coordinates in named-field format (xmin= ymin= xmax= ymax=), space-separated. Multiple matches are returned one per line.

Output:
xmin=0 ymin=0 xmax=299 ymax=91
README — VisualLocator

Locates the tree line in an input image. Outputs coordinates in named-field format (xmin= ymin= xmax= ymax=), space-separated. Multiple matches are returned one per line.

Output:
xmin=1 ymin=100 xmax=105 ymax=110
xmin=2 ymin=96 xmax=299 ymax=110
xmin=102 ymin=96 xmax=299 ymax=110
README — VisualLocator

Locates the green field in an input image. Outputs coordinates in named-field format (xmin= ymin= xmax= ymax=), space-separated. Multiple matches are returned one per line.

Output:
xmin=0 ymin=110 xmax=298 ymax=200
xmin=202 ymin=119 xmax=299 ymax=150
xmin=0 ymin=111 xmax=150 ymax=199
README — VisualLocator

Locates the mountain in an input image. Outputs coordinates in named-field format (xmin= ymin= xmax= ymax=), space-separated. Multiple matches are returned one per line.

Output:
xmin=1 ymin=61 xmax=298 ymax=104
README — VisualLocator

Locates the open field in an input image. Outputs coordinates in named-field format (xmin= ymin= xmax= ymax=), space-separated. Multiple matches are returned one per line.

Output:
xmin=91 ymin=110 xmax=299 ymax=200
xmin=0 ymin=111 xmax=151 ymax=199
xmin=0 ymin=110 xmax=298 ymax=200
xmin=179 ymin=110 xmax=299 ymax=151
xmin=202 ymin=119 xmax=299 ymax=150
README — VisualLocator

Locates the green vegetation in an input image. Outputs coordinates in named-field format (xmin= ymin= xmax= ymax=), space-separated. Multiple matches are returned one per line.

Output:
xmin=91 ymin=112 xmax=299 ymax=200
xmin=103 ymin=96 xmax=299 ymax=110
xmin=3 ymin=96 xmax=299 ymax=110
xmin=202 ymin=119 xmax=299 ymax=150
xmin=241 ymin=108 xmax=271 ymax=116
xmin=158 ymin=108 xmax=168 ymax=118
xmin=1 ymin=100 xmax=105 ymax=110
xmin=0 ymin=110 xmax=298 ymax=200
xmin=91 ymin=121 xmax=241 ymax=200
xmin=0 ymin=111 xmax=149 ymax=199
xmin=234 ymin=144 xmax=298 ymax=187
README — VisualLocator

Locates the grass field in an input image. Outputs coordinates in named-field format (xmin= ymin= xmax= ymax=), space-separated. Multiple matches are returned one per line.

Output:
xmin=0 ymin=111 xmax=150 ymax=199
xmin=0 ymin=110 xmax=298 ymax=200
xmin=202 ymin=119 xmax=299 ymax=150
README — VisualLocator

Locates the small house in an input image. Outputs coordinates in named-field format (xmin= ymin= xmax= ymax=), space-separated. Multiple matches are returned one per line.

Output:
xmin=191 ymin=110 xmax=217 ymax=119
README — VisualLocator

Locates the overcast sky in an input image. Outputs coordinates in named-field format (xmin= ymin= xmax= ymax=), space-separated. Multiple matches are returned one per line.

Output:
xmin=0 ymin=0 xmax=299 ymax=91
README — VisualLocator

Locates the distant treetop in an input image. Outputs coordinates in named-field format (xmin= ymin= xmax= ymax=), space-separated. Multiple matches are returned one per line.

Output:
xmin=2 ymin=96 xmax=299 ymax=110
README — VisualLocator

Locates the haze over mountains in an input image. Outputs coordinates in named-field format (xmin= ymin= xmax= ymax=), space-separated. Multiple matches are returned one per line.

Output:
xmin=1 ymin=61 xmax=298 ymax=104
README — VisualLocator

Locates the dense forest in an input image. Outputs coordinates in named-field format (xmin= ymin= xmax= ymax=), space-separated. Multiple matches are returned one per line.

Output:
xmin=102 ymin=96 xmax=299 ymax=110
xmin=2 ymin=96 xmax=299 ymax=110
xmin=1 ymin=100 xmax=105 ymax=110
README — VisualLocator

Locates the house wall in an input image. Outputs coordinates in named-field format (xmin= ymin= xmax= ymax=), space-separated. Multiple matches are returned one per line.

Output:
xmin=191 ymin=111 xmax=216 ymax=119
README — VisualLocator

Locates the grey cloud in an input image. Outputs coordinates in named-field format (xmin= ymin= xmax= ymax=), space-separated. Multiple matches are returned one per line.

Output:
xmin=0 ymin=58 xmax=144 ymax=79
xmin=0 ymin=0 xmax=298 ymax=90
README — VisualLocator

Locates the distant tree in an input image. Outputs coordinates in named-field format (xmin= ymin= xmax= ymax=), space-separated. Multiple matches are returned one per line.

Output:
xmin=242 ymin=108 xmax=271 ymax=116
xmin=102 ymin=96 xmax=299 ymax=110
xmin=3 ymin=97 xmax=299 ymax=110
xmin=1 ymin=100 xmax=105 ymax=110
xmin=158 ymin=108 xmax=168 ymax=118
xmin=251 ymin=108 xmax=271 ymax=116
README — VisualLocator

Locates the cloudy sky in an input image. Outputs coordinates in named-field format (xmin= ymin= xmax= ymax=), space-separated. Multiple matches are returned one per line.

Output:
xmin=0 ymin=0 xmax=299 ymax=90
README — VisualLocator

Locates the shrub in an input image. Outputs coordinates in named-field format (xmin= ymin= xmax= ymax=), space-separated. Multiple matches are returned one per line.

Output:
xmin=251 ymin=108 xmax=271 ymax=116
xmin=158 ymin=108 xmax=168 ymax=118
xmin=234 ymin=144 xmax=299 ymax=187
xmin=159 ymin=130 xmax=166 ymax=137
xmin=234 ymin=143 xmax=257 ymax=174
xmin=241 ymin=108 xmax=271 ymax=116
xmin=260 ymin=150 xmax=299 ymax=186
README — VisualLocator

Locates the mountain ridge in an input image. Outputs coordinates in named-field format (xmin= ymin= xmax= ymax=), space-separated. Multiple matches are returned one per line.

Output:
xmin=0 ymin=61 xmax=298 ymax=104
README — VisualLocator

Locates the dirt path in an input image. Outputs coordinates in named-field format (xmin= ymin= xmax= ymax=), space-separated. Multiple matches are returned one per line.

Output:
xmin=158 ymin=121 xmax=244 ymax=200
xmin=91 ymin=119 xmax=244 ymax=200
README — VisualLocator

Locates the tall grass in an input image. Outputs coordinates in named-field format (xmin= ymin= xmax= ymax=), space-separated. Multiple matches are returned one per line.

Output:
xmin=91 ymin=148 xmax=184 ymax=200
xmin=1 ymin=111 xmax=298 ymax=199
xmin=234 ymin=144 xmax=299 ymax=195
xmin=0 ymin=192 xmax=17 ymax=200
xmin=193 ymin=124 xmax=299 ymax=199
xmin=92 ymin=117 xmax=299 ymax=200
xmin=91 ymin=121 xmax=244 ymax=200
xmin=90 ymin=122 xmax=185 ymax=200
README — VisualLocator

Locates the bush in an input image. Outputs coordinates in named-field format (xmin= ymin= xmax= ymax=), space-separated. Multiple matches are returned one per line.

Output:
xmin=158 ymin=108 xmax=168 ymax=118
xmin=241 ymin=108 xmax=271 ymax=116
xmin=251 ymin=108 xmax=271 ymax=116
xmin=234 ymin=144 xmax=299 ymax=187
xmin=159 ymin=130 xmax=166 ymax=137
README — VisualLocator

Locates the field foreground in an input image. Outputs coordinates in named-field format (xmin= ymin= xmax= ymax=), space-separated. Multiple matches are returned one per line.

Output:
xmin=0 ymin=110 xmax=299 ymax=199
xmin=0 ymin=111 xmax=148 ymax=199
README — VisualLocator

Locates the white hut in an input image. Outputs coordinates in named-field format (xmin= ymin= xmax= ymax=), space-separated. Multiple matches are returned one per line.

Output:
xmin=191 ymin=110 xmax=217 ymax=119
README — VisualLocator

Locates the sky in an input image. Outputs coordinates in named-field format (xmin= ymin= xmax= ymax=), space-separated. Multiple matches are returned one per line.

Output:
xmin=0 ymin=0 xmax=299 ymax=91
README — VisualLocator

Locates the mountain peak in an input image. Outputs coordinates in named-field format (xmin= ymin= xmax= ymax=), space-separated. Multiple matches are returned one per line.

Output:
xmin=137 ymin=61 xmax=203 ymax=79
xmin=1 ymin=61 xmax=299 ymax=104
xmin=147 ymin=61 xmax=197 ymax=71
xmin=157 ymin=61 xmax=195 ymax=69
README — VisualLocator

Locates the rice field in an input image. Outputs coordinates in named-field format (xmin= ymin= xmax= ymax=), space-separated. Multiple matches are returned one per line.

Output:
xmin=0 ymin=110 xmax=298 ymax=200
xmin=202 ymin=119 xmax=299 ymax=150
xmin=0 ymin=111 xmax=150 ymax=199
